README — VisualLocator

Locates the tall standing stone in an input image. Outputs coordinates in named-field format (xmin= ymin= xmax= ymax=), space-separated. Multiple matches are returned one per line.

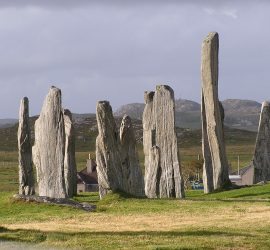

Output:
xmin=143 ymin=85 xmax=184 ymax=199
xmin=63 ymin=109 xmax=77 ymax=197
xmin=119 ymin=115 xmax=145 ymax=197
xmin=201 ymin=32 xmax=231 ymax=193
xmin=18 ymin=97 xmax=35 ymax=195
xmin=96 ymin=101 xmax=123 ymax=198
xmin=33 ymin=86 xmax=76 ymax=198
xmin=253 ymin=101 xmax=270 ymax=183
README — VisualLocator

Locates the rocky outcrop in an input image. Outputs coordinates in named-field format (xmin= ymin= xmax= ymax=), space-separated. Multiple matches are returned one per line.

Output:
xmin=201 ymin=32 xmax=231 ymax=193
xmin=64 ymin=109 xmax=77 ymax=197
xmin=253 ymin=101 xmax=270 ymax=183
xmin=143 ymin=85 xmax=184 ymax=199
xmin=119 ymin=115 xmax=144 ymax=197
xmin=18 ymin=97 xmax=35 ymax=195
xmin=33 ymin=86 xmax=76 ymax=198
xmin=96 ymin=101 xmax=123 ymax=198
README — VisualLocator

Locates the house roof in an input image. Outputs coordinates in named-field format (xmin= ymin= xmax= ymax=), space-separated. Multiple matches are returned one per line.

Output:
xmin=77 ymin=167 xmax=98 ymax=185
xmin=231 ymin=164 xmax=253 ymax=176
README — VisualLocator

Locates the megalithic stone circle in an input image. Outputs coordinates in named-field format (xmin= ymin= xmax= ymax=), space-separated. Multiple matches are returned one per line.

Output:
xmin=119 ymin=115 xmax=145 ymax=197
xmin=95 ymin=101 xmax=123 ymax=199
xmin=201 ymin=32 xmax=231 ymax=193
xmin=143 ymin=85 xmax=185 ymax=199
xmin=253 ymin=101 xmax=270 ymax=183
xmin=33 ymin=86 xmax=76 ymax=198
xmin=18 ymin=97 xmax=35 ymax=195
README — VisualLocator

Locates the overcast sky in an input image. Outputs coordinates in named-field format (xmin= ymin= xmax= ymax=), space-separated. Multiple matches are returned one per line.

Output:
xmin=0 ymin=0 xmax=269 ymax=118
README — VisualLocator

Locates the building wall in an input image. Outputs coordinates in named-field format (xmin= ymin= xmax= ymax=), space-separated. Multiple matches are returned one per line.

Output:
xmin=86 ymin=184 xmax=99 ymax=192
xmin=77 ymin=184 xmax=99 ymax=193
xmin=77 ymin=184 xmax=86 ymax=193
xmin=242 ymin=166 xmax=254 ymax=185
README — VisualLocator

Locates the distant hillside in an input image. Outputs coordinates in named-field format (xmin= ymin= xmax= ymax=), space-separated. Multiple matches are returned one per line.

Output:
xmin=222 ymin=99 xmax=261 ymax=131
xmin=114 ymin=103 xmax=144 ymax=120
xmin=115 ymin=98 xmax=262 ymax=131
xmin=0 ymin=119 xmax=18 ymax=128
xmin=0 ymin=113 xmax=257 ymax=152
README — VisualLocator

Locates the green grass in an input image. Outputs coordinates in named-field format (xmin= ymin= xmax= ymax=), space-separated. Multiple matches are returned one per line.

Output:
xmin=186 ymin=184 xmax=270 ymax=200
xmin=0 ymin=142 xmax=255 ymax=192
xmin=1 ymin=185 xmax=270 ymax=249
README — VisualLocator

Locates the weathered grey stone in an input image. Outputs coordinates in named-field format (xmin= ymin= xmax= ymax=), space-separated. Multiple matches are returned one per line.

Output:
xmin=144 ymin=146 xmax=160 ymax=198
xmin=18 ymin=97 xmax=35 ymax=195
xmin=143 ymin=85 xmax=184 ymax=199
xmin=33 ymin=86 xmax=67 ymax=198
xmin=13 ymin=194 xmax=96 ymax=212
xmin=119 ymin=115 xmax=145 ymax=197
xmin=64 ymin=109 xmax=77 ymax=197
xmin=201 ymin=32 xmax=231 ymax=193
xmin=96 ymin=101 xmax=123 ymax=199
xmin=253 ymin=101 xmax=270 ymax=183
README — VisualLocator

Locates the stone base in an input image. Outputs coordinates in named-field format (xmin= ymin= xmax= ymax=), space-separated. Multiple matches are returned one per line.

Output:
xmin=13 ymin=194 xmax=96 ymax=212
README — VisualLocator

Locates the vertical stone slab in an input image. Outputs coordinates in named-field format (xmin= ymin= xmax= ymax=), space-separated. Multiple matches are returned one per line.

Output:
xmin=63 ymin=109 xmax=77 ymax=197
xmin=96 ymin=101 xmax=123 ymax=199
xmin=201 ymin=94 xmax=214 ymax=193
xmin=144 ymin=146 xmax=160 ymax=198
xmin=201 ymin=32 xmax=231 ymax=192
xmin=33 ymin=87 xmax=67 ymax=198
xmin=143 ymin=85 xmax=184 ymax=198
xmin=253 ymin=101 xmax=270 ymax=183
xmin=143 ymin=91 xmax=157 ymax=198
xmin=119 ymin=115 xmax=145 ymax=197
xmin=18 ymin=97 xmax=35 ymax=195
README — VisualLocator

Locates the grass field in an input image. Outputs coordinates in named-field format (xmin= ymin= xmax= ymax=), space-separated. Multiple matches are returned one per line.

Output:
xmin=0 ymin=184 xmax=270 ymax=249
xmin=0 ymin=143 xmax=254 ymax=192
xmin=0 ymin=138 xmax=263 ymax=249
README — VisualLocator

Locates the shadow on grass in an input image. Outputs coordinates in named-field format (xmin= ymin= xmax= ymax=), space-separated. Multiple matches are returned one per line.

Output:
xmin=231 ymin=192 xmax=270 ymax=199
xmin=0 ymin=226 xmax=253 ymax=244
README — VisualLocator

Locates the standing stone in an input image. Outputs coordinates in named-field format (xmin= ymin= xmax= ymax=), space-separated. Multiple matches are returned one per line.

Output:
xmin=144 ymin=146 xmax=160 ymax=198
xmin=143 ymin=85 xmax=184 ymax=199
xmin=33 ymin=86 xmax=69 ymax=198
xmin=253 ymin=101 xmax=270 ymax=183
xmin=201 ymin=32 xmax=231 ymax=193
xmin=96 ymin=101 xmax=123 ymax=198
xmin=18 ymin=97 xmax=35 ymax=195
xmin=119 ymin=115 xmax=145 ymax=197
xmin=63 ymin=109 xmax=77 ymax=197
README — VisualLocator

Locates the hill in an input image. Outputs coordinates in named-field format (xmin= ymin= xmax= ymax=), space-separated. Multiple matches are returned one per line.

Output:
xmin=115 ymin=98 xmax=262 ymax=131
xmin=0 ymin=113 xmax=257 ymax=152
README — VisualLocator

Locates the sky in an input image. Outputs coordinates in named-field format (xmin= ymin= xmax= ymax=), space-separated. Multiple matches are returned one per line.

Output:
xmin=0 ymin=0 xmax=270 ymax=118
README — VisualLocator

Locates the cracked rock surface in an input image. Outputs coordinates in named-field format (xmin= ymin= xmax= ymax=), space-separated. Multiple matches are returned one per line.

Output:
xmin=33 ymin=87 xmax=76 ymax=198
xmin=253 ymin=101 xmax=270 ymax=183
xmin=18 ymin=97 xmax=35 ymax=195
xmin=143 ymin=85 xmax=184 ymax=199
xmin=201 ymin=32 xmax=231 ymax=193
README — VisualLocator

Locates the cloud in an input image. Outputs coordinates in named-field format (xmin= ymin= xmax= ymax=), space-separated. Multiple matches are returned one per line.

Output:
xmin=0 ymin=1 xmax=269 ymax=118
xmin=222 ymin=9 xmax=238 ymax=19
xmin=203 ymin=6 xmax=238 ymax=19
xmin=203 ymin=7 xmax=215 ymax=15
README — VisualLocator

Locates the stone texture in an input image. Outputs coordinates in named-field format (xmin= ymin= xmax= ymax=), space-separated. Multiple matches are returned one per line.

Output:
xmin=119 ymin=115 xmax=145 ymax=197
xmin=96 ymin=101 xmax=123 ymax=198
xmin=18 ymin=97 xmax=35 ymax=195
xmin=33 ymin=86 xmax=76 ymax=198
xmin=253 ymin=101 xmax=270 ymax=183
xmin=143 ymin=85 xmax=184 ymax=199
xmin=201 ymin=32 xmax=231 ymax=193
xmin=63 ymin=109 xmax=77 ymax=197
xmin=13 ymin=194 xmax=96 ymax=212
xmin=144 ymin=146 xmax=160 ymax=198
